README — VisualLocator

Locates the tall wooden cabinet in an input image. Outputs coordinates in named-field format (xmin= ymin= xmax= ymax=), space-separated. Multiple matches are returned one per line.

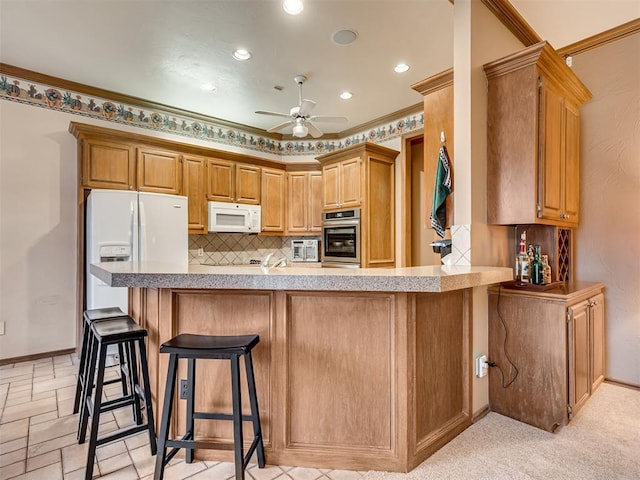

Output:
xmin=484 ymin=41 xmax=591 ymax=227
xmin=286 ymin=170 xmax=322 ymax=235
xmin=411 ymin=68 xmax=454 ymax=229
xmin=488 ymin=282 xmax=605 ymax=432
xmin=317 ymin=143 xmax=398 ymax=268
xmin=182 ymin=155 xmax=207 ymax=234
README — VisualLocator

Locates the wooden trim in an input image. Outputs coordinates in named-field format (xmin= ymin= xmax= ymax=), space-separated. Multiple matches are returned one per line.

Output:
xmin=604 ymin=378 xmax=640 ymax=391
xmin=480 ymin=0 xmax=541 ymax=47
xmin=0 ymin=348 xmax=76 ymax=366
xmin=472 ymin=404 xmax=491 ymax=422
xmin=315 ymin=140 xmax=400 ymax=164
xmin=558 ymin=18 xmax=640 ymax=57
xmin=411 ymin=69 xmax=453 ymax=96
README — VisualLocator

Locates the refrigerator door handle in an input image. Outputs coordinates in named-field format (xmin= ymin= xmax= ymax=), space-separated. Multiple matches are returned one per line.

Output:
xmin=139 ymin=199 xmax=146 ymax=262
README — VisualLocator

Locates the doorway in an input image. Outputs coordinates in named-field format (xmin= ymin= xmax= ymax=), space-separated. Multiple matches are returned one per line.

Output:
xmin=404 ymin=135 xmax=441 ymax=266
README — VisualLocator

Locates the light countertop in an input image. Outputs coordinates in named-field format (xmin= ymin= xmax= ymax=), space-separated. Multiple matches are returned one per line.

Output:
xmin=90 ymin=262 xmax=513 ymax=293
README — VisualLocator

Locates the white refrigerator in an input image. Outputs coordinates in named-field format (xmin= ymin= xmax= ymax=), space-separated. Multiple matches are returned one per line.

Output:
xmin=86 ymin=189 xmax=188 ymax=312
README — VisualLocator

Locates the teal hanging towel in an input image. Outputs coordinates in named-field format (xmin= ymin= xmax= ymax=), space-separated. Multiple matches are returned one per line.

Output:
xmin=430 ymin=144 xmax=452 ymax=238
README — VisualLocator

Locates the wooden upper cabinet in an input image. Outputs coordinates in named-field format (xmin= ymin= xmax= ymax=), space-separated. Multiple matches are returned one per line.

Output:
xmin=261 ymin=167 xmax=286 ymax=233
xmin=235 ymin=163 xmax=261 ymax=205
xmin=206 ymin=159 xmax=260 ymax=204
xmin=182 ymin=154 xmax=207 ymax=234
xmin=411 ymin=69 xmax=454 ymax=229
xmin=137 ymin=147 xmax=182 ymax=195
xmin=320 ymin=156 xmax=362 ymax=210
xmin=82 ymin=138 xmax=136 ymax=190
xmin=286 ymin=170 xmax=322 ymax=235
xmin=484 ymin=41 xmax=591 ymax=227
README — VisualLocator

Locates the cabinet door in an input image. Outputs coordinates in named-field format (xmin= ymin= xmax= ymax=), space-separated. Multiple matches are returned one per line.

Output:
xmin=235 ymin=164 xmax=261 ymax=205
xmin=261 ymin=167 xmax=285 ymax=232
xmin=206 ymin=158 xmax=234 ymax=202
xmin=539 ymin=83 xmax=564 ymax=222
xmin=340 ymin=157 xmax=362 ymax=208
xmin=287 ymin=172 xmax=309 ymax=234
xmin=137 ymin=148 xmax=182 ymax=194
xmin=568 ymin=301 xmax=590 ymax=418
xmin=322 ymin=163 xmax=341 ymax=209
xmin=590 ymin=293 xmax=605 ymax=391
xmin=82 ymin=139 xmax=135 ymax=190
xmin=563 ymin=103 xmax=580 ymax=224
xmin=308 ymin=171 xmax=323 ymax=232
xmin=182 ymin=155 xmax=207 ymax=234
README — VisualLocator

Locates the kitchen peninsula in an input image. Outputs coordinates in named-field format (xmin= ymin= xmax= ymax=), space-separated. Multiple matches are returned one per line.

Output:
xmin=91 ymin=262 xmax=512 ymax=472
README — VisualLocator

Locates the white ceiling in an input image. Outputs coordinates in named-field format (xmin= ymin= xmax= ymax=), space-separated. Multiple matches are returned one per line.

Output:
xmin=1 ymin=1 xmax=638 ymax=136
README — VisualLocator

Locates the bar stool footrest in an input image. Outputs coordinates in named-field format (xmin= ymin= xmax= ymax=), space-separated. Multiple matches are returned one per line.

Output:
xmin=96 ymin=424 xmax=152 ymax=447
xmin=193 ymin=412 xmax=256 ymax=422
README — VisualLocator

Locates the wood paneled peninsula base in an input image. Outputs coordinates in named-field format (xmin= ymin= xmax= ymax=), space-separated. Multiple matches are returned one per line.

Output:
xmin=90 ymin=263 xmax=512 ymax=472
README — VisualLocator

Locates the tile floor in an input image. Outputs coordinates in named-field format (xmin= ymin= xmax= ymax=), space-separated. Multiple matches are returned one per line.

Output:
xmin=0 ymin=354 xmax=367 ymax=480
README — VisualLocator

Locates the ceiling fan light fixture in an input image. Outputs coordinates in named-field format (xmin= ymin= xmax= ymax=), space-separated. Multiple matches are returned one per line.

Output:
xmin=340 ymin=91 xmax=353 ymax=100
xmin=232 ymin=49 xmax=252 ymax=61
xmin=292 ymin=123 xmax=308 ymax=137
xmin=283 ymin=0 xmax=303 ymax=15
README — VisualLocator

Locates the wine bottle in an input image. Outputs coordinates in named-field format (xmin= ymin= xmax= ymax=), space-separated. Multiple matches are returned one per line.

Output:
xmin=516 ymin=231 xmax=529 ymax=283
xmin=531 ymin=244 xmax=545 ymax=285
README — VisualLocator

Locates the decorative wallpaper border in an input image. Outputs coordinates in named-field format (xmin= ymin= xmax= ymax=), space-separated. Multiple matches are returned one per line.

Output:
xmin=0 ymin=72 xmax=423 ymax=157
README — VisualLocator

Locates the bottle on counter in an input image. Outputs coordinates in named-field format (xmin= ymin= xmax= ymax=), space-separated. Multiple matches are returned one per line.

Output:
xmin=531 ymin=244 xmax=545 ymax=285
xmin=542 ymin=254 xmax=552 ymax=284
xmin=515 ymin=231 xmax=530 ymax=283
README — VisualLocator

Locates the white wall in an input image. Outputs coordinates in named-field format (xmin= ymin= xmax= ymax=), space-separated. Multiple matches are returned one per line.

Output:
xmin=571 ymin=33 xmax=640 ymax=386
xmin=0 ymin=102 xmax=78 ymax=358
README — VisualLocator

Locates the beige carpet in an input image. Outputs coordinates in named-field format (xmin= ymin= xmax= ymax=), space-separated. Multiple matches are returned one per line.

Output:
xmin=363 ymin=383 xmax=640 ymax=480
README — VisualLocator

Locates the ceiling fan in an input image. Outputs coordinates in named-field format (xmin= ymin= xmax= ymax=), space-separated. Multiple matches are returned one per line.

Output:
xmin=255 ymin=75 xmax=347 ymax=138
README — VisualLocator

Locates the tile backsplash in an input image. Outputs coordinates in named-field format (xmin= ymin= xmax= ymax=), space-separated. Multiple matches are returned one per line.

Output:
xmin=189 ymin=233 xmax=320 ymax=265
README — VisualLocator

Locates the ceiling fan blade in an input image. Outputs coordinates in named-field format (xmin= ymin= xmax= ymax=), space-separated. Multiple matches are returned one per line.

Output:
xmin=255 ymin=110 xmax=291 ymax=119
xmin=298 ymin=99 xmax=316 ymax=117
xmin=306 ymin=121 xmax=323 ymax=138
xmin=267 ymin=120 xmax=294 ymax=133
xmin=309 ymin=115 xmax=348 ymax=123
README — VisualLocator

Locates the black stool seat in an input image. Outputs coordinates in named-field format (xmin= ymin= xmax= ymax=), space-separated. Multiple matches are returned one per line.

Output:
xmin=78 ymin=315 xmax=157 ymax=480
xmin=154 ymin=333 xmax=265 ymax=480
xmin=73 ymin=307 xmax=130 ymax=416
xmin=161 ymin=333 xmax=259 ymax=355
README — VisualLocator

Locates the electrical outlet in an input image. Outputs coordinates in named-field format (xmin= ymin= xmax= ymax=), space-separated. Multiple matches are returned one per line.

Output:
xmin=180 ymin=379 xmax=189 ymax=399
xmin=197 ymin=248 xmax=204 ymax=257
xmin=475 ymin=355 xmax=488 ymax=378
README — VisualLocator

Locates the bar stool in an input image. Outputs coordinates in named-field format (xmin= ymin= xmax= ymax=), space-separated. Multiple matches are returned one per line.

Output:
xmin=73 ymin=307 xmax=130 ymax=417
xmin=78 ymin=316 xmax=157 ymax=480
xmin=154 ymin=333 xmax=265 ymax=480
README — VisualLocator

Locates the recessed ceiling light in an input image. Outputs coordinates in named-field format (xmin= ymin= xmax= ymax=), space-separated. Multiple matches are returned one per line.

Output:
xmin=232 ymin=49 xmax=252 ymax=61
xmin=340 ymin=91 xmax=353 ymax=100
xmin=394 ymin=63 xmax=410 ymax=73
xmin=332 ymin=29 xmax=358 ymax=46
xmin=283 ymin=0 xmax=303 ymax=15
xmin=200 ymin=83 xmax=216 ymax=92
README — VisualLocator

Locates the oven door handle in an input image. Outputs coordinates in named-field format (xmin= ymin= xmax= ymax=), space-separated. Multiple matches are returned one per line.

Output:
xmin=322 ymin=220 xmax=359 ymax=227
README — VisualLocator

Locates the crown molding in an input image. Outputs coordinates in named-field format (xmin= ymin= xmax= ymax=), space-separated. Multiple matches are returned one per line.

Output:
xmin=557 ymin=18 xmax=640 ymax=57
xmin=411 ymin=69 xmax=454 ymax=96
xmin=480 ymin=0 xmax=541 ymax=47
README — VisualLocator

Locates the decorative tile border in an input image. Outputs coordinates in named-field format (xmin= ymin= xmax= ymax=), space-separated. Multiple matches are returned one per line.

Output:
xmin=0 ymin=72 xmax=423 ymax=157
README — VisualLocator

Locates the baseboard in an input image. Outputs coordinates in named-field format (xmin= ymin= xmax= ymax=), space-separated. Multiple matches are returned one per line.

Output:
xmin=605 ymin=377 xmax=640 ymax=391
xmin=0 ymin=348 xmax=76 ymax=366
xmin=472 ymin=404 xmax=491 ymax=422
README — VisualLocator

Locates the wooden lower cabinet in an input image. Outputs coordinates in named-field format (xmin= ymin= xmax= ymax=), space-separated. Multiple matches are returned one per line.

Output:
xmin=132 ymin=287 xmax=472 ymax=472
xmin=488 ymin=282 xmax=605 ymax=432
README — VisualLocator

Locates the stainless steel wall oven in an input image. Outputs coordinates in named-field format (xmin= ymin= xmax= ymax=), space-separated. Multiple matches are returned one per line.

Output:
xmin=321 ymin=208 xmax=360 ymax=267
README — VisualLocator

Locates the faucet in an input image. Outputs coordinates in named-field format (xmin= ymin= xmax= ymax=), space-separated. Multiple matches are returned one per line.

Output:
xmin=260 ymin=253 xmax=287 ymax=272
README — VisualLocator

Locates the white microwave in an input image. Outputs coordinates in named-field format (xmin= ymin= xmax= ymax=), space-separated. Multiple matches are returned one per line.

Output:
xmin=208 ymin=201 xmax=261 ymax=233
